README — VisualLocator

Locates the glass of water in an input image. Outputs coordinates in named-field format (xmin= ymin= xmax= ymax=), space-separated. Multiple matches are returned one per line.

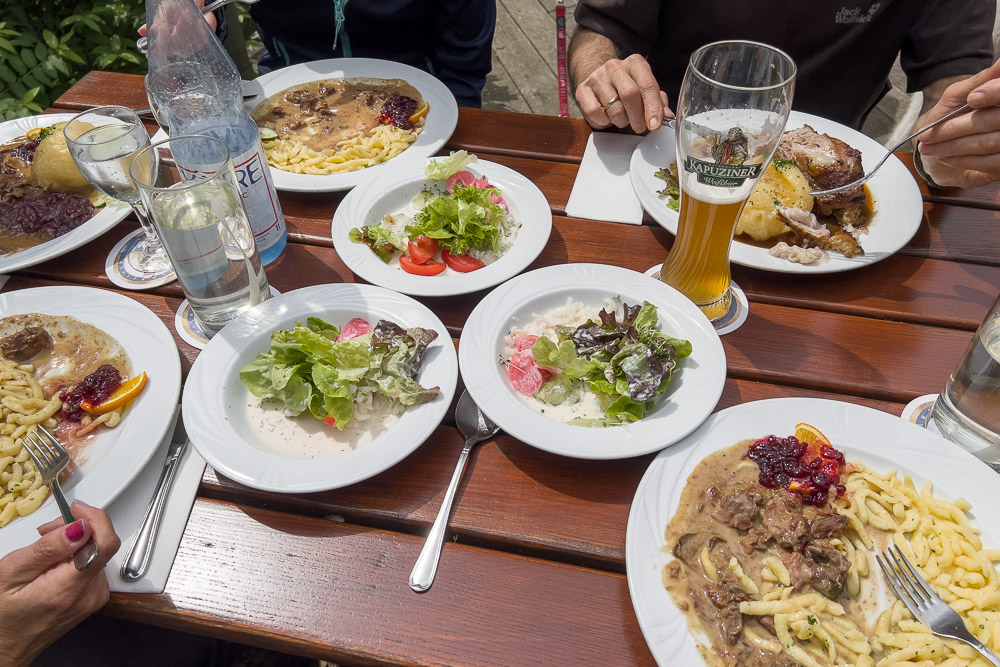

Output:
xmin=932 ymin=293 xmax=1000 ymax=466
xmin=64 ymin=105 xmax=173 ymax=274
xmin=129 ymin=134 xmax=271 ymax=335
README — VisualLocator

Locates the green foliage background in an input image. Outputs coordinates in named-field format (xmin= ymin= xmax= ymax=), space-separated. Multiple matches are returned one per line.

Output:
xmin=0 ymin=0 xmax=148 ymax=120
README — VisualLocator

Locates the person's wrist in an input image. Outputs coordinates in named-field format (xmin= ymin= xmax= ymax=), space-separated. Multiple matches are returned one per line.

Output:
xmin=913 ymin=140 xmax=946 ymax=189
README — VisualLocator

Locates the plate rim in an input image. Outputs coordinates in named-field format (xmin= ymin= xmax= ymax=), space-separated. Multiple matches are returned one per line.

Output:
xmin=0 ymin=285 xmax=182 ymax=546
xmin=629 ymin=110 xmax=924 ymax=274
xmin=182 ymin=282 xmax=459 ymax=493
xmin=624 ymin=396 xmax=1000 ymax=666
xmin=332 ymin=156 xmax=553 ymax=297
xmin=0 ymin=112 xmax=132 ymax=274
xmin=458 ymin=263 xmax=727 ymax=460
xmin=244 ymin=57 xmax=459 ymax=193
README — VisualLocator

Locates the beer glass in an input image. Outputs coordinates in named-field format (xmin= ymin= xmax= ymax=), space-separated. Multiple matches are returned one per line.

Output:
xmin=931 ymin=293 xmax=1000 ymax=467
xmin=660 ymin=41 xmax=796 ymax=328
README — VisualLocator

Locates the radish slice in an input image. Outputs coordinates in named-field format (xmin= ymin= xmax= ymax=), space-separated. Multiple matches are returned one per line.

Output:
xmin=445 ymin=170 xmax=477 ymax=193
xmin=336 ymin=318 xmax=372 ymax=342
xmin=508 ymin=350 xmax=545 ymax=396
xmin=515 ymin=335 xmax=539 ymax=352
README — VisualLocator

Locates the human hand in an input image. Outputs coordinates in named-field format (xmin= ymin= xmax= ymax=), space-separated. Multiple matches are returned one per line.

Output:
xmin=0 ymin=502 xmax=120 ymax=667
xmin=916 ymin=60 xmax=1000 ymax=189
xmin=575 ymin=54 xmax=673 ymax=134
xmin=137 ymin=0 xmax=217 ymax=39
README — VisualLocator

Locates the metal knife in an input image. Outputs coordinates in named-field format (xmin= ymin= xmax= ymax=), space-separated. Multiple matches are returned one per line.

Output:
xmin=119 ymin=439 xmax=189 ymax=582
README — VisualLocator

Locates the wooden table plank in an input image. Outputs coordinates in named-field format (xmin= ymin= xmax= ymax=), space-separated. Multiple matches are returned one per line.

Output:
xmin=106 ymin=498 xmax=655 ymax=667
xmin=897 ymin=152 xmax=1000 ymax=212
xmin=14 ymin=212 xmax=998 ymax=333
xmin=200 ymin=379 xmax=906 ymax=570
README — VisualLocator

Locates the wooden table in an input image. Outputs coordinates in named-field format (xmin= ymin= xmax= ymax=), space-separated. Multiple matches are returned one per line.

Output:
xmin=11 ymin=70 xmax=999 ymax=666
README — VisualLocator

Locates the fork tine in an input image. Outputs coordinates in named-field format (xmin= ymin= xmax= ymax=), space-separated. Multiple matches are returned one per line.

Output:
xmin=27 ymin=429 xmax=59 ymax=467
xmin=18 ymin=432 xmax=46 ymax=469
xmin=887 ymin=546 xmax=930 ymax=607
xmin=893 ymin=545 xmax=938 ymax=601
xmin=877 ymin=553 xmax=918 ymax=610
xmin=34 ymin=425 xmax=67 ymax=463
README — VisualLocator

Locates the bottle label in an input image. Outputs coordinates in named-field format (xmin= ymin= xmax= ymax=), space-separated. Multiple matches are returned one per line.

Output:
xmin=230 ymin=143 xmax=286 ymax=253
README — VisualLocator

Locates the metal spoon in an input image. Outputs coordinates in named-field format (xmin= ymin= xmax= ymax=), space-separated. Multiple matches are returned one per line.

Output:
xmin=136 ymin=0 xmax=262 ymax=53
xmin=809 ymin=103 xmax=971 ymax=197
xmin=409 ymin=390 xmax=499 ymax=592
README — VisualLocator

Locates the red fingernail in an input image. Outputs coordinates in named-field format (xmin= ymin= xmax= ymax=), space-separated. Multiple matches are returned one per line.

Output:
xmin=65 ymin=520 xmax=84 ymax=543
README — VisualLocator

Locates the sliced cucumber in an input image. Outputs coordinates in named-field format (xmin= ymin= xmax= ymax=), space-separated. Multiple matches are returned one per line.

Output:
xmin=257 ymin=125 xmax=279 ymax=142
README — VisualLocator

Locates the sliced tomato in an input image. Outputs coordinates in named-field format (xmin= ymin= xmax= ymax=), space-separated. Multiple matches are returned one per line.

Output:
xmin=407 ymin=234 xmax=440 ymax=264
xmin=445 ymin=170 xmax=477 ymax=193
xmin=323 ymin=415 xmax=337 ymax=427
xmin=335 ymin=317 xmax=372 ymax=342
xmin=399 ymin=255 xmax=446 ymax=275
xmin=442 ymin=248 xmax=485 ymax=272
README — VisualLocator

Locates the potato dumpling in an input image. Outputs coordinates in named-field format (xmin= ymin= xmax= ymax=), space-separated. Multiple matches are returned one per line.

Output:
xmin=736 ymin=160 xmax=813 ymax=241
xmin=33 ymin=121 xmax=93 ymax=190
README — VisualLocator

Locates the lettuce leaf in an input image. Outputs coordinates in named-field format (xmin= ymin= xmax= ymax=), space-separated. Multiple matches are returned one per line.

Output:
xmin=425 ymin=150 xmax=477 ymax=180
xmin=239 ymin=318 xmax=439 ymax=429
xmin=405 ymin=183 xmax=506 ymax=255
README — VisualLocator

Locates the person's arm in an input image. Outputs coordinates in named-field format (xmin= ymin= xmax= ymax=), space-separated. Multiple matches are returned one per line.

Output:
xmin=912 ymin=61 xmax=1000 ymax=189
xmin=0 ymin=503 xmax=120 ymax=667
xmin=429 ymin=0 xmax=496 ymax=107
xmin=569 ymin=27 xmax=669 ymax=133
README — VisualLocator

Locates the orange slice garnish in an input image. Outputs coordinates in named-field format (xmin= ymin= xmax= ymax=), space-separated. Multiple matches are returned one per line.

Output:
xmin=409 ymin=102 xmax=430 ymax=124
xmin=82 ymin=372 xmax=147 ymax=414
xmin=794 ymin=422 xmax=831 ymax=446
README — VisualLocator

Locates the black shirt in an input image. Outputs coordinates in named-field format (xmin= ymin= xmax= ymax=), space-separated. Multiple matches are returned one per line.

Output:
xmin=575 ymin=0 xmax=995 ymax=128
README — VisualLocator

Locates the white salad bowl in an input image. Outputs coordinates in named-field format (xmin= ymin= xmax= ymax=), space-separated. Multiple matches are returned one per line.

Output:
xmin=332 ymin=156 xmax=552 ymax=297
xmin=459 ymin=263 xmax=727 ymax=459
xmin=183 ymin=283 xmax=458 ymax=492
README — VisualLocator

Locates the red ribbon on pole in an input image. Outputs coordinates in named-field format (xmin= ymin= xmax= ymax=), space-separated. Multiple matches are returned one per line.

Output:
xmin=556 ymin=0 xmax=570 ymax=117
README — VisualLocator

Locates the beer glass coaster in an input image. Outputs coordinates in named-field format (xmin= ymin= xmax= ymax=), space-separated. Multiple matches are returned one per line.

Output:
xmin=175 ymin=286 xmax=281 ymax=350
xmin=901 ymin=393 xmax=943 ymax=436
xmin=644 ymin=265 xmax=749 ymax=335
xmin=105 ymin=229 xmax=177 ymax=290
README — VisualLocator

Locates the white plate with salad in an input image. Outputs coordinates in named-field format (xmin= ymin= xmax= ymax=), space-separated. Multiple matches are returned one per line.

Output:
xmin=183 ymin=283 xmax=458 ymax=493
xmin=459 ymin=264 xmax=727 ymax=459
xmin=332 ymin=151 xmax=552 ymax=297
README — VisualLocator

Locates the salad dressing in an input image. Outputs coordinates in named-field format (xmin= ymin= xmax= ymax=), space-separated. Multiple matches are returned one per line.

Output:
xmin=246 ymin=397 xmax=401 ymax=459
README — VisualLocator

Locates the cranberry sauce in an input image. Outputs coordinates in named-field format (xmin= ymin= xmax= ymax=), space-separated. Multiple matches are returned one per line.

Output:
xmin=745 ymin=434 xmax=846 ymax=506
xmin=60 ymin=365 xmax=122 ymax=421
xmin=380 ymin=94 xmax=420 ymax=130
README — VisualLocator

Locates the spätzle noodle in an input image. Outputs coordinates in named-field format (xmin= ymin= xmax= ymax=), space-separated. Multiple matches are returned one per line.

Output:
xmin=263 ymin=121 xmax=422 ymax=175
xmin=0 ymin=359 xmax=51 ymax=527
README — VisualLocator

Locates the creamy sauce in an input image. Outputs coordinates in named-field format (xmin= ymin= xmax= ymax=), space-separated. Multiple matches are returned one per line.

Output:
xmin=251 ymin=78 xmax=423 ymax=151
xmin=246 ymin=396 xmax=402 ymax=459
xmin=516 ymin=387 xmax=607 ymax=422
xmin=663 ymin=441 xmax=888 ymax=666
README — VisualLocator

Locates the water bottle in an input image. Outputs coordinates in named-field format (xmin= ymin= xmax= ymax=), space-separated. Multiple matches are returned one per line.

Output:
xmin=144 ymin=0 xmax=287 ymax=264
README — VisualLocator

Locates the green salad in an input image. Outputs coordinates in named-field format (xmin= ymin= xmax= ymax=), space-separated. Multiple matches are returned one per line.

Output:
xmin=240 ymin=316 xmax=439 ymax=430
xmin=505 ymin=300 xmax=692 ymax=427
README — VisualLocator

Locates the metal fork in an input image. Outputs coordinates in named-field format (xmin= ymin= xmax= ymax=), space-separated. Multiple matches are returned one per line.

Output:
xmin=809 ymin=103 xmax=971 ymax=197
xmin=878 ymin=544 xmax=1000 ymax=666
xmin=20 ymin=426 xmax=100 ymax=570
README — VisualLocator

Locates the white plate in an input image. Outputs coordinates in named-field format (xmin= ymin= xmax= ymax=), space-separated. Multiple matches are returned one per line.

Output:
xmin=0 ymin=113 xmax=131 ymax=274
xmin=183 ymin=283 xmax=458 ymax=493
xmin=332 ymin=157 xmax=552 ymax=297
xmin=243 ymin=58 xmax=458 ymax=193
xmin=625 ymin=397 xmax=1000 ymax=666
xmin=459 ymin=264 xmax=726 ymax=459
xmin=0 ymin=286 xmax=181 ymax=552
xmin=630 ymin=110 xmax=924 ymax=274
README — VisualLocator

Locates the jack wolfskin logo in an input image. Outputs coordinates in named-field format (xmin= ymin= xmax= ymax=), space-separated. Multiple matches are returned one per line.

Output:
xmin=835 ymin=3 xmax=880 ymax=23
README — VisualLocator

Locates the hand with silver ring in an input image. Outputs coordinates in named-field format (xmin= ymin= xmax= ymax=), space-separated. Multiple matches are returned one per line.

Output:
xmin=575 ymin=53 xmax=673 ymax=133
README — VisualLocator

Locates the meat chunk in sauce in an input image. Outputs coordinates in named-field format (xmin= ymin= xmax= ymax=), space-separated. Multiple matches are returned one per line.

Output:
xmin=710 ymin=487 xmax=762 ymax=532
xmin=0 ymin=326 xmax=52 ymax=361
xmin=762 ymin=490 xmax=810 ymax=548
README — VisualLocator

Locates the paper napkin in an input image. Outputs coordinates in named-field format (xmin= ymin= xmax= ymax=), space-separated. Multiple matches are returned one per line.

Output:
xmin=0 ymin=275 xmax=9 ymax=291
xmin=565 ymin=132 xmax=645 ymax=225
xmin=107 ymin=407 xmax=205 ymax=593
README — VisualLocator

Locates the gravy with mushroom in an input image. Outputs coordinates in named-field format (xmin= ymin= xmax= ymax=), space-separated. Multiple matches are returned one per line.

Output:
xmin=251 ymin=78 xmax=423 ymax=151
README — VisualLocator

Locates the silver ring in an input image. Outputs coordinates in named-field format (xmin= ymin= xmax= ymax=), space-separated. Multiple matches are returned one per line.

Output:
xmin=602 ymin=95 xmax=620 ymax=110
